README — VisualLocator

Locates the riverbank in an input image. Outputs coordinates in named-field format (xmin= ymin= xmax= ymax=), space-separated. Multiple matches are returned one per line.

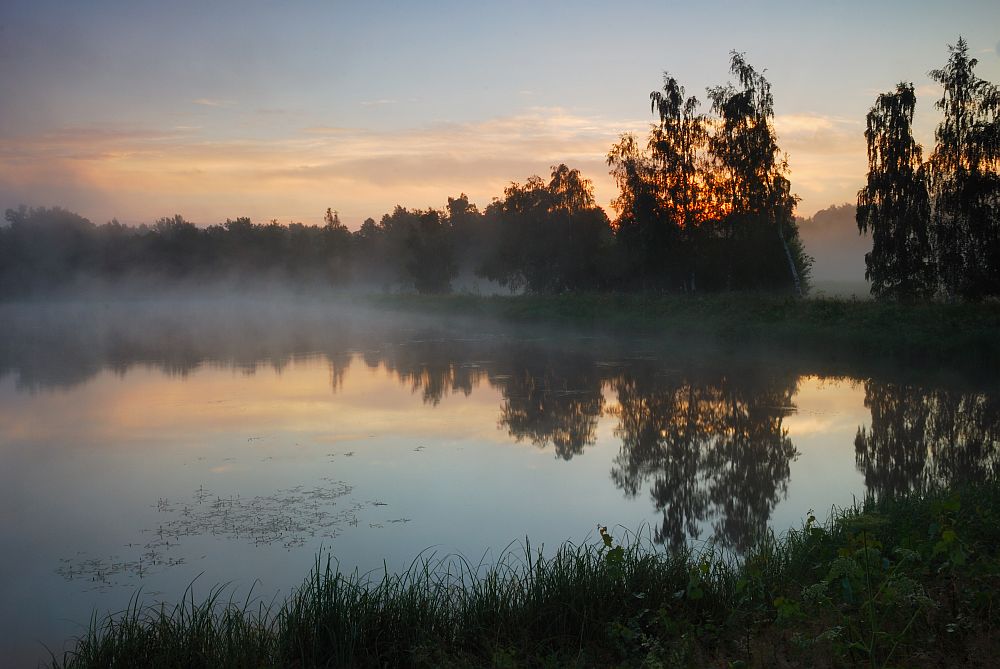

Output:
xmin=6 ymin=290 xmax=999 ymax=368
xmin=53 ymin=481 xmax=1000 ymax=668
xmin=365 ymin=292 xmax=1000 ymax=368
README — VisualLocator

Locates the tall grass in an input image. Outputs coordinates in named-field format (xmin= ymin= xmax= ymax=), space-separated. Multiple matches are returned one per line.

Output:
xmin=53 ymin=483 xmax=1000 ymax=667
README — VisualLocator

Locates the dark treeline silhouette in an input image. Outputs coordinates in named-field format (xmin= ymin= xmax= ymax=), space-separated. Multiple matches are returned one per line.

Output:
xmin=0 ymin=168 xmax=613 ymax=296
xmin=858 ymin=38 xmax=1000 ymax=300
xmin=1 ymin=52 xmax=816 ymax=297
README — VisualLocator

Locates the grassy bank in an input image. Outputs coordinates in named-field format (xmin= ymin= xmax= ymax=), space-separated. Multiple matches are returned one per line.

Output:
xmin=54 ymin=482 xmax=1000 ymax=668
xmin=364 ymin=292 xmax=1000 ymax=367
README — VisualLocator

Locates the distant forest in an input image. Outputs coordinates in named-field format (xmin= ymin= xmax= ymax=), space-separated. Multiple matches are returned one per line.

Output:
xmin=1 ymin=42 xmax=996 ymax=300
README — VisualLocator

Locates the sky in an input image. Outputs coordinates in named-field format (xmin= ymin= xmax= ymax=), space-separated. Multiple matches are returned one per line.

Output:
xmin=1 ymin=0 xmax=998 ymax=228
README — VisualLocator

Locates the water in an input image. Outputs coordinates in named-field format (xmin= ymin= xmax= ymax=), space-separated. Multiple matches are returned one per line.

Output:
xmin=1 ymin=299 xmax=997 ymax=664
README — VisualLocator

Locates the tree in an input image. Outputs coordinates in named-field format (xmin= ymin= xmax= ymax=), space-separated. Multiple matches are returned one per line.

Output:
xmin=444 ymin=193 xmax=487 ymax=277
xmin=405 ymin=208 xmax=456 ymax=293
xmin=607 ymin=132 xmax=662 ymax=288
xmin=649 ymin=74 xmax=711 ymax=291
xmin=606 ymin=74 xmax=711 ymax=291
xmin=707 ymin=52 xmax=808 ymax=293
xmin=607 ymin=53 xmax=809 ymax=294
xmin=649 ymin=75 xmax=709 ymax=225
xmin=857 ymin=83 xmax=934 ymax=299
xmin=927 ymin=37 xmax=1000 ymax=298
xmin=479 ymin=164 xmax=614 ymax=292
xmin=322 ymin=208 xmax=352 ymax=284
xmin=1 ymin=206 xmax=98 ymax=292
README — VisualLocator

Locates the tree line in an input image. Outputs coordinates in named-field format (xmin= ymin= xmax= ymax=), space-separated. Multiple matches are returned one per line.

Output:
xmin=0 ymin=51 xmax=814 ymax=297
xmin=858 ymin=38 xmax=1000 ymax=300
xmin=0 ymin=171 xmax=611 ymax=295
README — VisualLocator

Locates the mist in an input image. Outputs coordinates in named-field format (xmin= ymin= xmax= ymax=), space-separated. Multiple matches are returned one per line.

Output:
xmin=797 ymin=203 xmax=871 ymax=297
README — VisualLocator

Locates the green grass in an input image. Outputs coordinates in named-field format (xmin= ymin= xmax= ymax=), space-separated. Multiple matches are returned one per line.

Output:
xmin=361 ymin=292 xmax=1000 ymax=368
xmin=53 ymin=482 xmax=1000 ymax=668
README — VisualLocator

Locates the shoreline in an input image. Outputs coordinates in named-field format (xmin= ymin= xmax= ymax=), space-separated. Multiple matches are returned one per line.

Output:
xmin=52 ymin=481 xmax=1000 ymax=667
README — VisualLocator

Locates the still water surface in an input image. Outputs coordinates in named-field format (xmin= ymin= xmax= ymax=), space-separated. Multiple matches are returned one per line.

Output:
xmin=1 ymin=300 xmax=997 ymax=664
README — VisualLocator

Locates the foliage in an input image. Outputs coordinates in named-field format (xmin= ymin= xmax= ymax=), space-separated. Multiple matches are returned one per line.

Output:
xmin=860 ymin=38 xmax=1000 ymax=301
xmin=928 ymin=38 xmax=1000 ymax=299
xmin=607 ymin=52 xmax=810 ymax=295
xmin=7 ymin=42 xmax=999 ymax=302
xmin=857 ymin=83 xmax=935 ymax=299
xmin=1 ymin=55 xmax=812 ymax=299
xmin=478 ymin=164 xmax=616 ymax=293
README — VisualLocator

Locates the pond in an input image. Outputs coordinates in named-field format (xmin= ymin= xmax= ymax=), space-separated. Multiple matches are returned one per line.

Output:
xmin=1 ymin=299 xmax=997 ymax=664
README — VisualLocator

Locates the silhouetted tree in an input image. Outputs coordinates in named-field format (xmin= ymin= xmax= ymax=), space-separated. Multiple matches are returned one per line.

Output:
xmin=927 ymin=37 xmax=1000 ymax=299
xmin=479 ymin=164 xmax=614 ymax=292
xmin=406 ymin=208 xmax=457 ymax=293
xmin=607 ymin=133 xmax=662 ymax=288
xmin=649 ymin=74 xmax=711 ymax=290
xmin=444 ymin=193 xmax=489 ymax=278
xmin=708 ymin=52 xmax=809 ymax=293
xmin=377 ymin=206 xmax=422 ymax=288
xmin=351 ymin=216 xmax=384 ymax=285
xmin=607 ymin=54 xmax=809 ymax=294
xmin=1 ymin=206 xmax=99 ymax=292
xmin=856 ymin=83 xmax=934 ymax=299
xmin=322 ymin=208 xmax=353 ymax=283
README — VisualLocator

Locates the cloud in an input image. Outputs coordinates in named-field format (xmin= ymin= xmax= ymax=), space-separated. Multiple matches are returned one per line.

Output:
xmin=0 ymin=108 xmax=866 ymax=225
xmin=193 ymin=98 xmax=236 ymax=107
xmin=301 ymin=125 xmax=360 ymax=135
xmin=774 ymin=114 xmax=861 ymax=153
xmin=360 ymin=99 xmax=398 ymax=107
xmin=0 ymin=109 xmax=644 ymax=225
xmin=774 ymin=113 xmax=866 ymax=216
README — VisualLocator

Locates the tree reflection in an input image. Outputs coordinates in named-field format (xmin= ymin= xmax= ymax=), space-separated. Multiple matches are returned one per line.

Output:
xmin=490 ymin=348 xmax=605 ymax=460
xmin=610 ymin=368 xmax=798 ymax=551
xmin=855 ymin=381 xmax=1000 ymax=498
xmin=367 ymin=336 xmax=486 ymax=406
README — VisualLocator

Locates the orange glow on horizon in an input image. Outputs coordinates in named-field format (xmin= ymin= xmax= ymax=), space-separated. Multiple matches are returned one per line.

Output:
xmin=0 ymin=108 xmax=864 ymax=226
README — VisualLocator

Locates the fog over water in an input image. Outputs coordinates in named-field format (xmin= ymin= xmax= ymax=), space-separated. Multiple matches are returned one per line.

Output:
xmin=1 ymin=296 xmax=998 ymax=663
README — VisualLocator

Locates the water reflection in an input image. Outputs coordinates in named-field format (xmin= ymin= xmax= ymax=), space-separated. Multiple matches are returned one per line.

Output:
xmin=366 ymin=337 xmax=485 ymax=405
xmin=1 ymin=302 xmax=998 ymax=552
xmin=855 ymin=381 xmax=1000 ymax=498
xmin=494 ymin=347 xmax=605 ymax=460
xmin=609 ymin=367 xmax=799 ymax=550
